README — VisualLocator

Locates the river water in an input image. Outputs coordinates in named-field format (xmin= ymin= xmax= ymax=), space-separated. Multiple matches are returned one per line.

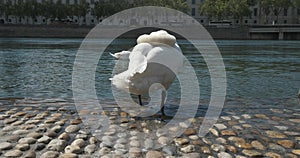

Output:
xmin=0 ymin=38 xmax=299 ymax=114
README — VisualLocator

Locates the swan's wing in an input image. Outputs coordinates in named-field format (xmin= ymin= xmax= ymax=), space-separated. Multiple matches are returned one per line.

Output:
xmin=146 ymin=45 xmax=184 ymax=73
xmin=128 ymin=43 xmax=153 ymax=75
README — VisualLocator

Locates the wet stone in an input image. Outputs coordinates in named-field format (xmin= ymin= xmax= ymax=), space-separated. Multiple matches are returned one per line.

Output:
xmin=14 ymin=111 xmax=26 ymax=117
xmin=251 ymin=140 xmax=266 ymax=150
xmin=72 ymin=139 xmax=86 ymax=148
xmin=202 ymin=138 xmax=212 ymax=145
xmin=60 ymin=153 xmax=78 ymax=158
xmin=116 ymin=138 xmax=127 ymax=144
xmin=51 ymin=125 xmax=62 ymax=133
xmin=27 ymin=132 xmax=43 ymax=139
xmin=24 ymin=150 xmax=36 ymax=158
xmin=265 ymin=131 xmax=287 ymax=138
xmin=211 ymin=144 xmax=225 ymax=152
xmin=181 ymin=153 xmax=201 ymax=158
xmin=236 ymin=142 xmax=253 ymax=149
xmin=35 ymin=143 xmax=46 ymax=151
xmin=268 ymin=143 xmax=286 ymax=152
xmin=65 ymin=145 xmax=82 ymax=154
xmin=242 ymin=149 xmax=263 ymax=157
xmin=226 ymin=145 xmax=238 ymax=153
xmin=289 ymin=119 xmax=300 ymax=123
xmin=0 ymin=142 xmax=12 ymax=150
xmin=242 ymin=114 xmax=251 ymax=119
xmin=210 ymin=128 xmax=219 ymax=137
xmin=85 ymin=144 xmax=96 ymax=154
xmin=216 ymin=138 xmax=227 ymax=144
xmin=254 ymin=114 xmax=269 ymax=119
xmin=277 ymin=140 xmax=295 ymax=148
xmin=274 ymin=126 xmax=288 ymax=130
xmin=130 ymin=140 xmax=140 ymax=147
xmin=162 ymin=146 xmax=176 ymax=155
xmin=218 ymin=152 xmax=232 ymax=158
xmin=4 ymin=118 xmax=18 ymax=124
xmin=58 ymin=132 xmax=70 ymax=141
xmin=292 ymin=150 xmax=300 ymax=155
xmin=18 ymin=137 xmax=36 ymax=144
xmin=47 ymin=139 xmax=67 ymax=151
xmin=201 ymin=146 xmax=211 ymax=154
xmin=265 ymin=152 xmax=282 ymax=158
xmin=284 ymin=131 xmax=300 ymax=136
xmin=12 ymin=120 xmax=24 ymax=126
xmin=189 ymin=135 xmax=199 ymax=140
xmin=146 ymin=151 xmax=164 ymax=158
xmin=41 ymin=151 xmax=59 ymax=158
xmin=184 ymin=128 xmax=197 ymax=136
xmin=158 ymin=136 xmax=169 ymax=145
xmin=65 ymin=125 xmax=80 ymax=133
xmin=144 ymin=138 xmax=154 ymax=150
xmin=181 ymin=145 xmax=195 ymax=153
xmin=89 ymin=137 xmax=97 ymax=144
xmin=4 ymin=149 xmax=23 ymax=157
xmin=46 ymin=130 xmax=58 ymax=138
xmin=16 ymin=143 xmax=30 ymax=151
xmin=221 ymin=130 xmax=237 ymax=136
xmin=214 ymin=124 xmax=227 ymax=130
xmin=129 ymin=147 xmax=142 ymax=158
xmin=71 ymin=119 xmax=82 ymax=125
xmin=38 ymin=135 xmax=51 ymax=144
xmin=174 ymin=138 xmax=189 ymax=146
xmin=98 ymin=147 xmax=111 ymax=156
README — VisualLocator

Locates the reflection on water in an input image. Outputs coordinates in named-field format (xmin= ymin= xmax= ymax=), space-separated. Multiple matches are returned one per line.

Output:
xmin=0 ymin=38 xmax=299 ymax=110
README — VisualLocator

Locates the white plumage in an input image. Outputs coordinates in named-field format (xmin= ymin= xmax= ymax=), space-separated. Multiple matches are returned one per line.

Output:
xmin=110 ymin=30 xmax=184 ymax=115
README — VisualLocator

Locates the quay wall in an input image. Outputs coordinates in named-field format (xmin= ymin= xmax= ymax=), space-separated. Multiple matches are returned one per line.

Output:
xmin=0 ymin=25 xmax=298 ymax=40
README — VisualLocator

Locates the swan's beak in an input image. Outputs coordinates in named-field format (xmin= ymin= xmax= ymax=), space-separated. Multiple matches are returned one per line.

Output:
xmin=110 ymin=52 xmax=117 ymax=58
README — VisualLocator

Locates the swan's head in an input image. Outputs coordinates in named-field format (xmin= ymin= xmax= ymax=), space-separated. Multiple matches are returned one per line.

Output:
xmin=137 ymin=30 xmax=176 ymax=47
xmin=110 ymin=51 xmax=131 ymax=59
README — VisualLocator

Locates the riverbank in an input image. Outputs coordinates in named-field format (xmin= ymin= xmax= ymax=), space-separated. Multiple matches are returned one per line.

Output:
xmin=0 ymin=25 xmax=250 ymax=40
xmin=1 ymin=24 xmax=300 ymax=40
xmin=0 ymin=98 xmax=299 ymax=157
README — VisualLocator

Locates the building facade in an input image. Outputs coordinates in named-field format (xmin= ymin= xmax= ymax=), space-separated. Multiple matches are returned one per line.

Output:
xmin=0 ymin=0 xmax=299 ymax=26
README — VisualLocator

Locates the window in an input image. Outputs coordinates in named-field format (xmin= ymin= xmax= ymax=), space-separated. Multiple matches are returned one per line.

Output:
xmin=244 ymin=20 xmax=248 ymax=24
xmin=236 ymin=20 xmax=239 ymax=24
xmin=191 ymin=8 xmax=196 ymax=16
xmin=298 ymin=9 xmax=300 ymax=15
xmin=200 ymin=19 xmax=204 ymax=23
xmin=254 ymin=20 xmax=257 ymax=24
xmin=192 ymin=0 xmax=196 ymax=5
xmin=91 ymin=8 xmax=94 ymax=15
xmin=91 ymin=0 xmax=94 ymax=4
xmin=284 ymin=20 xmax=287 ymax=24
xmin=253 ymin=8 xmax=257 ymax=17
xmin=74 ymin=0 xmax=78 ymax=4
xmin=284 ymin=8 xmax=288 ymax=16
xmin=66 ymin=0 xmax=69 ymax=4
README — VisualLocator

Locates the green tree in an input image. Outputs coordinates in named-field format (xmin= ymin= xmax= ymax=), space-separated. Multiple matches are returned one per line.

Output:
xmin=199 ymin=0 xmax=234 ymax=21
xmin=72 ymin=0 xmax=89 ymax=24
xmin=272 ymin=0 xmax=292 ymax=23
xmin=40 ymin=1 xmax=56 ymax=23
xmin=292 ymin=0 xmax=300 ymax=7
xmin=229 ymin=0 xmax=252 ymax=25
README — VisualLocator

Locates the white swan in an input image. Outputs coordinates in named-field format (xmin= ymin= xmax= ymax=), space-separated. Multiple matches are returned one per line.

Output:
xmin=110 ymin=30 xmax=184 ymax=115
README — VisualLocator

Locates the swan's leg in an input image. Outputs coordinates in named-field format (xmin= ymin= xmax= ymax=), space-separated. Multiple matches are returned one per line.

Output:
xmin=161 ymin=90 xmax=166 ymax=116
xmin=138 ymin=95 xmax=143 ymax=106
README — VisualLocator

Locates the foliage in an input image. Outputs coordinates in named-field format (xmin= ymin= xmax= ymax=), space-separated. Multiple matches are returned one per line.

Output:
xmin=199 ymin=0 xmax=251 ymax=21
xmin=292 ymin=0 xmax=300 ymax=7
xmin=0 ymin=0 xmax=190 ymax=23
xmin=0 ymin=0 xmax=89 ymax=23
